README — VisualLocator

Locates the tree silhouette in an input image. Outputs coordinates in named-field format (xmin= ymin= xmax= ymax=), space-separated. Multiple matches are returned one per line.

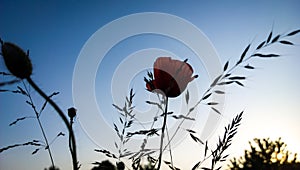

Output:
xmin=228 ymin=138 xmax=300 ymax=170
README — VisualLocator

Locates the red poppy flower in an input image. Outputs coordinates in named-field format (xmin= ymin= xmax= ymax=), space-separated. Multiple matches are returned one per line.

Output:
xmin=145 ymin=57 xmax=198 ymax=98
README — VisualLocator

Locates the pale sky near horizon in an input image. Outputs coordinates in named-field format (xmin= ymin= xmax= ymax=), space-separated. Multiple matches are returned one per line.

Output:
xmin=1 ymin=1 xmax=300 ymax=170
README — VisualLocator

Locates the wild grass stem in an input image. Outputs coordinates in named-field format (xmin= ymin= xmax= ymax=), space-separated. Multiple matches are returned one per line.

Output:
xmin=26 ymin=77 xmax=78 ymax=170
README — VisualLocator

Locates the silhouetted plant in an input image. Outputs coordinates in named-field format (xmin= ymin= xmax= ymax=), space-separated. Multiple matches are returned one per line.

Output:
xmin=191 ymin=112 xmax=243 ymax=170
xmin=1 ymin=27 xmax=300 ymax=170
xmin=91 ymin=160 xmax=117 ymax=170
xmin=228 ymin=138 xmax=300 ymax=170
xmin=0 ymin=39 xmax=79 ymax=170
xmin=145 ymin=57 xmax=198 ymax=169
xmin=94 ymin=28 xmax=300 ymax=170
xmin=167 ymin=28 xmax=300 ymax=170
xmin=44 ymin=166 xmax=60 ymax=170
xmin=0 ymin=76 xmax=65 ymax=168
xmin=91 ymin=159 xmax=155 ymax=170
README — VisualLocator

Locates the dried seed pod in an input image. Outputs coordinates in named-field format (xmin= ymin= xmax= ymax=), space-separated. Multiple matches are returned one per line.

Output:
xmin=1 ymin=41 xmax=32 ymax=79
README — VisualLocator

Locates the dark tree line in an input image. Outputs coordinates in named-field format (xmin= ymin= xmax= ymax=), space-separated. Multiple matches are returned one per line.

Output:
xmin=228 ymin=138 xmax=300 ymax=170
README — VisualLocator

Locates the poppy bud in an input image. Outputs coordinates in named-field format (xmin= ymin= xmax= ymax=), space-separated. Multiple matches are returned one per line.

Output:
xmin=68 ymin=107 xmax=77 ymax=119
xmin=1 ymin=41 xmax=32 ymax=79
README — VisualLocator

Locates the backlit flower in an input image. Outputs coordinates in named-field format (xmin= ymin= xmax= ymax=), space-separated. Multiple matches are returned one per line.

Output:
xmin=145 ymin=57 xmax=198 ymax=98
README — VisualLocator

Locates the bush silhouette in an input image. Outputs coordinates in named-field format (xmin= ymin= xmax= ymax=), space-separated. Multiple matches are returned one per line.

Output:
xmin=44 ymin=166 xmax=60 ymax=170
xmin=228 ymin=138 xmax=300 ymax=170
xmin=91 ymin=159 xmax=155 ymax=170
xmin=91 ymin=160 xmax=117 ymax=170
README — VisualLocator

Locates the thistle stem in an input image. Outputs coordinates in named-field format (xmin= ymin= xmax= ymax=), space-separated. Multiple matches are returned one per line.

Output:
xmin=157 ymin=97 xmax=168 ymax=169
xmin=26 ymin=77 xmax=78 ymax=170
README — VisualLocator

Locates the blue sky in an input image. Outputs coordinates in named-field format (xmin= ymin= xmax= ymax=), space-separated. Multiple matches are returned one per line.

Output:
xmin=1 ymin=1 xmax=300 ymax=169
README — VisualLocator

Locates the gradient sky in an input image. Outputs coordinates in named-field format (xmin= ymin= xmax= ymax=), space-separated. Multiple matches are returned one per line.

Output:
xmin=1 ymin=1 xmax=300 ymax=170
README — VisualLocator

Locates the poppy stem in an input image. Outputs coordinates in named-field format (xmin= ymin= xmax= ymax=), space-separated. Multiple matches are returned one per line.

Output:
xmin=69 ymin=117 xmax=76 ymax=168
xmin=157 ymin=96 xmax=168 ymax=169
xmin=26 ymin=77 xmax=78 ymax=170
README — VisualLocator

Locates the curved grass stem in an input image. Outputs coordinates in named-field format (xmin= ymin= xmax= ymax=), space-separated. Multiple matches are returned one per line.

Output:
xmin=26 ymin=77 xmax=78 ymax=170
xmin=22 ymin=81 xmax=55 ymax=168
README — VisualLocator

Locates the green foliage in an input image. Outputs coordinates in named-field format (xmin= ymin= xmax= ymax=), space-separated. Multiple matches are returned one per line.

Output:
xmin=228 ymin=138 xmax=300 ymax=170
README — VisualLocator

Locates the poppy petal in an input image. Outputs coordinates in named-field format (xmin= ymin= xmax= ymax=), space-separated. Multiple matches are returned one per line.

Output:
xmin=146 ymin=57 xmax=197 ymax=98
